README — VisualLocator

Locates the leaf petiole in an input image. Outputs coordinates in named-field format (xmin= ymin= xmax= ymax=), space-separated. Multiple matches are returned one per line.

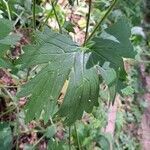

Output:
xmin=85 ymin=0 xmax=118 ymax=44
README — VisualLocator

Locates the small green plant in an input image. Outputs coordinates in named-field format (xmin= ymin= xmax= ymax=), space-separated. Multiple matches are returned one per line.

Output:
xmin=0 ymin=0 xmax=140 ymax=149
xmin=0 ymin=0 xmax=135 ymax=125
xmin=15 ymin=0 xmax=136 ymax=125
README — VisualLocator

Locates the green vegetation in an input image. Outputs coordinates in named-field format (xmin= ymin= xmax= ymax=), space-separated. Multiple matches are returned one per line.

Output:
xmin=0 ymin=0 xmax=149 ymax=149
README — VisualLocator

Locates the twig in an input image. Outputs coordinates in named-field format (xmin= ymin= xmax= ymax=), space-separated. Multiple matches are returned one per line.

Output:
xmin=74 ymin=124 xmax=82 ymax=150
xmin=2 ymin=87 xmax=17 ymax=102
xmin=83 ymin=0 xmax=92 ymax=46
xmin=0 ymin=106 xmax=16 ymax=118
xmin=39 ymin=1 xmax=58 ymax=29
xmin=85 ymin=0 xmax=118 ymax=44
xmin=2 ymin=88 xmax=20 ymax=149
xmin=33 ymin=0 xmax=36 ymax=30
xmin=13 ymin=10 xmax=25 ymax=27
xmin=3 ymin=0 xmax=11 ymax=20
xmin=69 ymin=126 xmax=71 ymax=150
xmin=51 ymin=0 xmax=62 ymax=33
xmin=32 ymin=135 xmax=45 ymax=148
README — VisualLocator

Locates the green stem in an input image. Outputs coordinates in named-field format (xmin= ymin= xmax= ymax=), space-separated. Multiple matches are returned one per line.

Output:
xmin=2 ymin=87 xmax=20 ymax=149
xmin=0 ymin=106 xmax=16 ymax=118
xmin=39 ymin=1 xmax=58 ymax=29
xmin=83 ymin=0 xmax=92 ymax=46
xmin=32 ymin=135 xmax=45 ymax=148
xmin=26 ymin=68 xmax=31 ymax=82
xmin=40 ymin=11 xmax=52 ymax=29
xmin=137 ymin=60 xmax=150 ymax=64
xmin=69 ymin=126 xmax=71 ymax=150
xmin=85 ymin=0 xmax=118 ymax=44
xmin=74 ymin=124 xmax=82 ymax=150
xmin=2 ymin=88 xmax=17 ymax=102
xmin=51 ymin=0 xmax=62 ymax=33
xmin=13 ymin=10 xmax=24 ymax=27
xmin=33 ymin=0 xmax=36 ymax=30
xmin=3 ymin=0 xmax=11 ymax=20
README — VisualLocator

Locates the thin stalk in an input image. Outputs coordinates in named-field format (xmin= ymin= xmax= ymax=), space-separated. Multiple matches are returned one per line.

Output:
xmin=85 ymin=0 xmax=118 ymax=44
xmin=137 ymin=60 xmax=150 ymax=64
xmin=32 ymin=135 xmax=45 ymax=148
xmin=51 ymin=0 xmax=62 ymax=33
xmin=2 ymin=88 xmax=20 ymax=149
xmin=77 ymin=0 xmax=79 ymax=5
xmin=3 ymin=0 xmax=11 ymax=20
xmin=26 ymin=68 xmax=31 ymax=82
xmin=13 ymin=10 xmax=24 ymax=27
xmin=20 ymin=129 xmax=45 ymax=134
xmin=16 ymin=105 xmax=20 ymax=150
xmin=0 ymin=85 xmax=19 ymax=88
xmin=74 ymin=124 xmax=82 ymax=150
xmin=33 ymin=0 xmax=36 ymax=30
xmin=69 ymin=126 xmax=71 ymax=150
xmin=2 ymin=87 xmax=17 ymax=102
xmin=40 ymin=11 xmax=52 ymax=29
xmin=0 ymin=106 xmax=16 ymax=118
xmin=39 ymin=1 xmax=58 ymax=29
xmin=83 ymin=0 xmax=92 ymax=46
xmin=141 ymin=53 xmax=150 ymax=56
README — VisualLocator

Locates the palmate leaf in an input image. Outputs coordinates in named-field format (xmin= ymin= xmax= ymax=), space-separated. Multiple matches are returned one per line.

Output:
xmin=88 ymin=19 xmax=136 ymax=101
xmin=17 ymin=28 xmax=99 ymax=124
xmin=0 ymin=18 xmax=21 ymax=68
xmin=88 ymin=19 xmax=136 ymax=70
xmin=17 ymin=18 xmax=135 ymax=125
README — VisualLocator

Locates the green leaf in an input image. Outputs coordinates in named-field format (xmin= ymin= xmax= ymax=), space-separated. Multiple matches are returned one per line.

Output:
xmin=0 ymin=122 xmax=13 ymax=150
xmin=24 ymin=145 xmax=35 ymax=150
xmin=17 ymin=28 xmax=99 ymax=125
xmin=0 ymin=19 xmax=13 ymax=39
xmin=98 ymin=62 xmax=117 ymax=101
xmin=0 ymin=33 xmax=21 ymax=46
xmin=58 ymin=52 xmax=99 ymax=124
xmin=96 ymin=133 xmax=113 ymax=150
xmin=45 ymin=125 xmax=56 ymax=138
xmin=98 ymin=62 xmax=117 ymax=86
xmin=88 ymin=18 xmax=136 ymax=71
xmin=0 ymin=58 xmax=13 ymax=68
xmin=63 ymin=21 xmax=75 ymax=33
xmin=0 ymin=18 xmax=21 ymax=69
xmin=48 ymin=140 xmax=65 ymax=150
xmin=17 ymin=19 xmax=135 ymax=125
xmin=121 ymin=86 xmax=134 ymax=96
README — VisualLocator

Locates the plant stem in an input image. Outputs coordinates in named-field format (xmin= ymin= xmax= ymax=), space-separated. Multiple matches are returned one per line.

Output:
xmin=83 ymin=0 xmax=92 ymax=46
xmin=74 ymin=124 xmax=82 ymax=150
xmin=40 ymin=11 xmax=52 ymax=29
xmin=2 ymin=87 xmax=17 ymax=102
xmin=85 ymin=0 xmax=118 ymax=44
xmin=32 ymin=135 xmax=45 ymax=148
xmin=3 ymin=0 xmax=11 ymax=20
xmin=2 ymin=87 xmax=20 ymax=149
xmin=69 ymin=126 xmax=71 ymax=150
xmin=33 ymin=0 xmax=36 ymax=30
xmin=26 ymin=68 xmax=31 ymax=82
xmin=51 ymin=0 xmax=62 ymax=33
xmin=40 ymin=1 xmax=58 ymax=29
xmin=13 ymin=10 xmax=24 ymax=27
xmin=0 ymin=106 xmax=16 ymax=118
